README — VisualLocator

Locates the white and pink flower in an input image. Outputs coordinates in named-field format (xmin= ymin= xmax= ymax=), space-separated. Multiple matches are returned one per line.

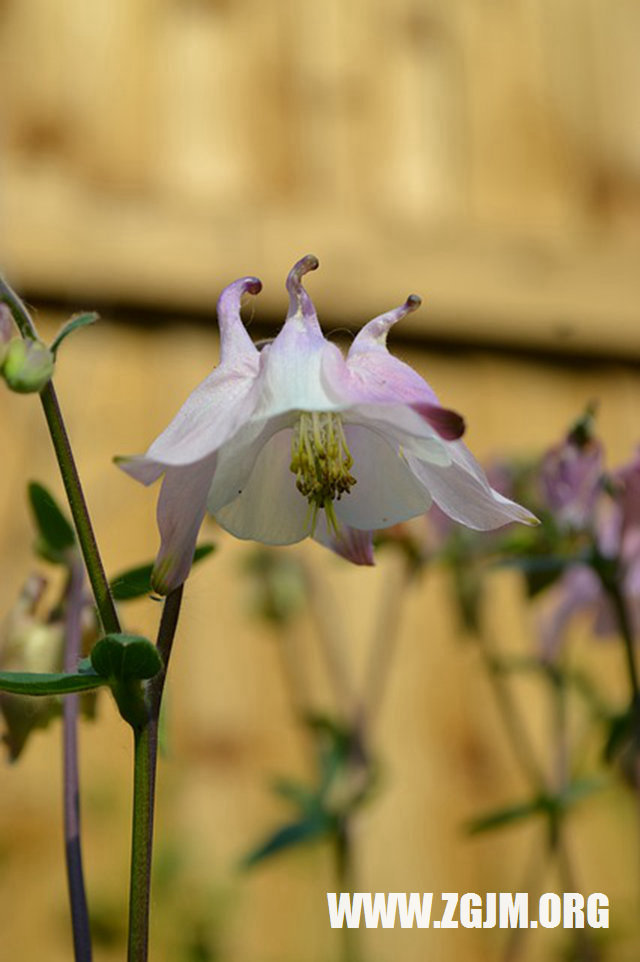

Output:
xmin=118 ymin=256 xmax=536 ymax=593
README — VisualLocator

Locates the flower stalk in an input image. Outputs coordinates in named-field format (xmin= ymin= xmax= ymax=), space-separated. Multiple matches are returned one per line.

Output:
xmin=127 ymin=585 xmax=183 ymax=962
xmin=0 ymin=276 xmax=120 ymax=636
xmin=63 ymin=558 xmax=92 ymax=962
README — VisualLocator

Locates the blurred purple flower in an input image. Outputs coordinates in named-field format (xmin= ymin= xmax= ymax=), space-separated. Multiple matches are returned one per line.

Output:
xmin=539 ymin=432 xmax=604 ymax=530
xmin=539 ymin=449 xmax=640 ymax=657
xmin=119 ymin=255 xmax=536 ymax=592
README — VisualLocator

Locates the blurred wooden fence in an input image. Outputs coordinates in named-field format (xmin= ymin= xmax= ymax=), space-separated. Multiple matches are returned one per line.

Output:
xmin=1 ymin=316 xmax=640 ymax=960
xmin=1 ymin=1 xmax=640 ymax=354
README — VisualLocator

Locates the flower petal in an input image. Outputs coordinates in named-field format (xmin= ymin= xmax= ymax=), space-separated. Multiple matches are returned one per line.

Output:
xmin=115 ymin=455 xmax=165 ymax=486
xmin=321 ymin=295 xmax=465 ymax=440
xmin=313 ymin=516 xmax=375 ymax=565
xmin=345 ymin=404 xmax=452 ymax=464
xmin=217 ymin=276 xmax=262 ymax=363
xmin=207 ymin=413 xmax=292 ymax=513
xmin=252 ymin=255 xmax=343 ymax=416
xmin=407 ymin=442 xmax=538 ymax=530
xmin=116 ymin=278 xmax=262 ymax=475
xmin=213 ymin=429 xmax=312 ymax=544
xmin=151 ymin=454 xmax=217 ymax=594
xmin=334 ymin=425 xmax=432 ymax=530
xmin=140 ymin=364 xmax=260 ymax=468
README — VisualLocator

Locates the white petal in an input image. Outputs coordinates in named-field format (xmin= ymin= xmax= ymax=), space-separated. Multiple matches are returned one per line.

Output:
xmin=115 ymin=455 xmax=165 ymax=486
xmin=253 ymin=335 xmax=344 ymax=418
xmin=207 ymin=413 xmax=292 ymax=513
xmin=335 ymin=425 xmax=432 ymax=530
xmin=345 ymin=404 xmax=452 ymax=465
xmin=143 ymin=363 xmax=259 ymax=467
xmin=408 ymin=441 xmax=537 ymax=530
xmin=151 ymin=454 xmax=217 ymax=594
xmin=213 ymin=429 xmax=312 ymax=544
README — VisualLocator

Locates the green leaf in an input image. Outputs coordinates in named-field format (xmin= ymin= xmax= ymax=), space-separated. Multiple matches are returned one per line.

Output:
xmin=467 ymin=778 xmax=606 ymax=835
xmin=466 ymin=795 xmax=551 ymax=835
xmin=90 ymin=633 xmax=162 ymax=681
xmin=495 ymin=554 xmax=572 ymax=597
xmin=50 ymin=312 xmax=99 ymax=355
xmin=271 ymin=776 xmax=320 ymax=814
xmin=0 ymin=669 xmax=106 ymax=697
xmin=110 ymin=543 xmax=216 ymax=600
xmin=27 ymin=481 xmax=76 ymax=560
xmin=242 ymin=814 xmax=333 ymax=868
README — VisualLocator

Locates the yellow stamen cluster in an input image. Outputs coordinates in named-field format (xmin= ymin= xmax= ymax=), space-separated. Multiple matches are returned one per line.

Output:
xmin=290 ymin=412 xmax=356 ymax=531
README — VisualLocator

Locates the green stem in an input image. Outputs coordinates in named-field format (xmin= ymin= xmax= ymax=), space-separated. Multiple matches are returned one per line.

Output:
xmin=40 ymin=383 xmax=120 ymax=634
xmin=479 ymin=640 xmax=548 ymax=792
xmin=127 ymin=586 xmax=183 ymax=962
xmin=335 ymin=818 xmax=360 ymax=962
xmin=0 ymin=276 xmax=120 ymax=636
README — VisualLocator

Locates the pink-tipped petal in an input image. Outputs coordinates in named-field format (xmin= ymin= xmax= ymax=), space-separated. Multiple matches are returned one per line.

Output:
xmin=313 ymin=517 xmax=375 ymax=566
xmin=349 ymin=294 xmax=422 ymax=353
xmin=255 ymin=258 xmax=340 ymax=416
xmin=217 ymin=276 xmax=262 ymax=363
xmin=412 ymin=402 xmax=465 ymax=441
xmin=151 ymin=454 xmax=217 ymax=594
xmin=286 ymin=254 xmax=321 ymax=328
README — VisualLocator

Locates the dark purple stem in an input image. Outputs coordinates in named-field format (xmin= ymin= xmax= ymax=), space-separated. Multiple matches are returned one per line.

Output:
xmin=63 ymin=558 xmax=92 ymax=961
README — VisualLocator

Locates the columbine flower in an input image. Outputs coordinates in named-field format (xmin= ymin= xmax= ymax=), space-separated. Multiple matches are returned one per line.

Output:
xmin=539 ymin=408 xmax=604 ymax=530
xmin=118 ymin=255 xmax=536 ymax=594
xmin=538 ymin=449 xmax=640 ymax=658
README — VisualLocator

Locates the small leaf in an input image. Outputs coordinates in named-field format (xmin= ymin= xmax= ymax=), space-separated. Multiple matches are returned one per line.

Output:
xmin=27 ymin=481 xmax=75 ymax=559
xmin=466 ymin=795 xmax=551 ymax=835
xmin=271 ymin=776 xmax=320 ymax=814
xmin=242 ymin=814 xmax=333 ymax=868
xmin=110 ymin=543 xmax=216 ymax=600
xmin=0 ymin=669 xmax=106 ymax=697
xmin=467 ymin=778 xmax=606 ymax=836
xmin=50 ymin=312 xmax=99 ymax=355
xmin=90 ymin=633 xmax=162 ymax=681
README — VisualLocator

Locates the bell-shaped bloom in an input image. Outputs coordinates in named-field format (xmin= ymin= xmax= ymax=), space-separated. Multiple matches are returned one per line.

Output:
xmin=538 ymin=449 xmax=640 ymax=658
xmin=539 ymin=414 xmax=604 ymax=530
xmin=118 ymin=255 xmax=536 ymax=594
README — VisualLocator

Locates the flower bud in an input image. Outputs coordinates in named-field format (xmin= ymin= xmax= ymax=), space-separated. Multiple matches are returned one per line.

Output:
xmin=2 ymin=338 xmax=55 ymax=393
xmin=0 ymin=575 xmax=99 ymax=760
xmin=0 ymin=576 xmax=64 ymax=760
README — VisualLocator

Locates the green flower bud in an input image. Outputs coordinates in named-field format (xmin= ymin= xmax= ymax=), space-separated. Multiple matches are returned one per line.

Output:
xmin=2 ymin=338 xmax=55 ymax=393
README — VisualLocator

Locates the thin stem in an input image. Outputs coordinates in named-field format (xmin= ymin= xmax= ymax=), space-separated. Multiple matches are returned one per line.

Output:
xmin=127 ymin=585 xmax=183 ymax=962
xmin=361 ymin=552 xmax=412 ymax=730
xmin=40 ymin=384 xmax=120 ymax=634
xmin=301 ymin=559 xmax=355 ymax=719
xmin=335 ymin=818 xmax=360 ymax=962
xmin=63 ymin=558 xmax=92 ymax=962
xmin=0 ymin=276 xmax=120 ymax=636
xmin=605 ymin=579 xmax=640 ymax=706
xmin=478 ymin=639 xmax=548 ymax=792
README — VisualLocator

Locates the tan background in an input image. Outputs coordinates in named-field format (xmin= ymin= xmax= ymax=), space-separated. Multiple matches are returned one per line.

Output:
xmin=1 ymin=2 xmax=640 ymax=960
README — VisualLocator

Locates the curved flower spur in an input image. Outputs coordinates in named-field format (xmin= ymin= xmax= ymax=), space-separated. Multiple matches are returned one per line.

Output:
xmin=117 ymin=255 xmax=537 ymax=594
